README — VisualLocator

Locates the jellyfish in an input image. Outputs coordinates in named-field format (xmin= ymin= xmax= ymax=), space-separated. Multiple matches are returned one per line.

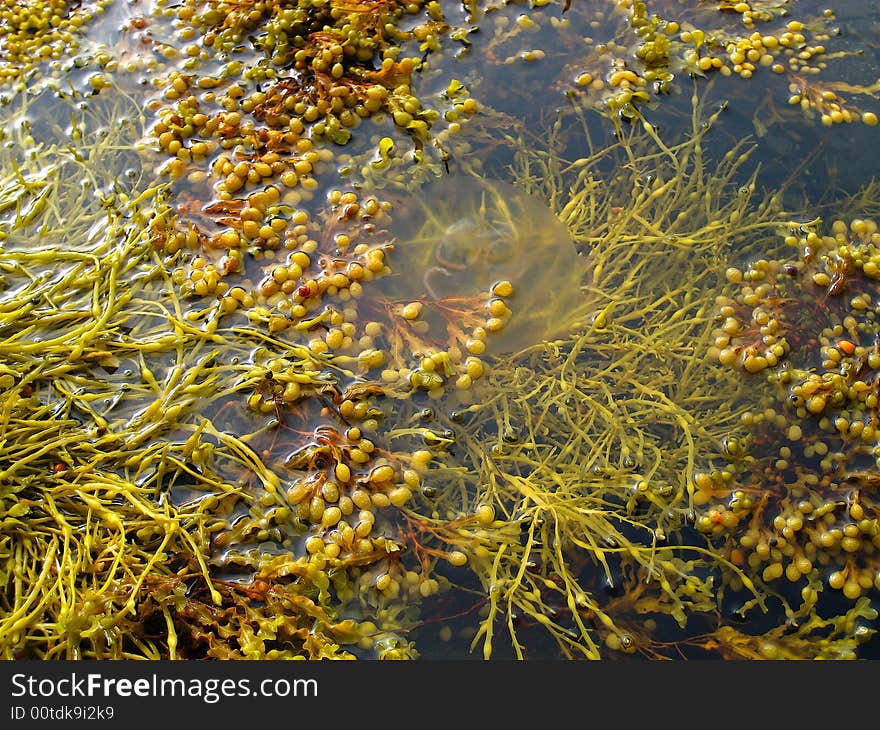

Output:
xmin=378 ymin=174 xmax=591 ymax=355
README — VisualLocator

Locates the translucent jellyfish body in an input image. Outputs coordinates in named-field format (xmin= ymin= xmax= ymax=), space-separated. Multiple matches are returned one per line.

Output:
xmin=380 ymin=174 xmax=590 ymax=354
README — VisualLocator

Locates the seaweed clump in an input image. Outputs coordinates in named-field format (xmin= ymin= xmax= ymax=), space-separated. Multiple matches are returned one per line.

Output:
xmin=0 ymin=0 xmax=115 ymax=85
xmin=3 ymin=0 xmax=880 ymax=663
xmin=367 ymin=94 xmax=832 ymax=659
xmin=0 ymin=88 xmax=420 ymax=659
xmin=334 ymin=64 xmax=880 ymax=658
xmin=693 ymin=198 xmax=880 ymax=611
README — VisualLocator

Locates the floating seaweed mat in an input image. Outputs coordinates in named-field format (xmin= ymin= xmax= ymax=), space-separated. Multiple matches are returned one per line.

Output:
xmin=378 ymin=174 xmax=592 ymax=354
